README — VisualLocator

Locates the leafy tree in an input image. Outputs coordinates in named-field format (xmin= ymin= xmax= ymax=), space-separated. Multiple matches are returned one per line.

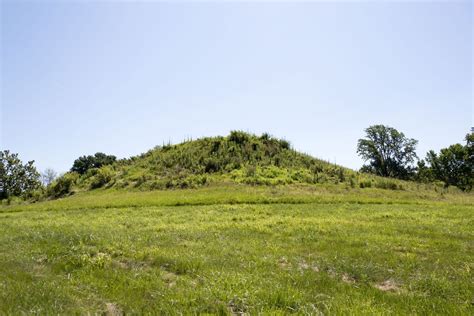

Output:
xmin=415 ymin=159 xmax=434 ymax=183
xmin=357 ymin=125 xmax=418 ymax=179
xmin=71 ymin=152 xmax=116 ymax=175
xmin=0 ymin=150 xmax=41 ymax=199
xmin=41 ymin=168 xmax=57 ymax=186
xmin=424 ymin=133 xmax=473 ymax=191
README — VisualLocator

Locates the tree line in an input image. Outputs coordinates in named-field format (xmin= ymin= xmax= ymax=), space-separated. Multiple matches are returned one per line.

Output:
xmin=1 ymin=126 xmax=472 ymax=200
xmin=357 ymin=125 xmax=473 ymax=191
xmin=0 ymin=152 xmax=116 ymax=201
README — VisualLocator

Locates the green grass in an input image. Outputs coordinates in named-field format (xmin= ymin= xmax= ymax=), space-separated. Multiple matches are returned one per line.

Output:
xmin=1 ymin=185 xmax=473 ymax=314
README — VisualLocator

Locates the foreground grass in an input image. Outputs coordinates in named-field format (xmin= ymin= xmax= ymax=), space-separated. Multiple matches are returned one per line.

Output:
xmin=1 ymin=185 xmax=473 ymax=314
xmin=2 ymin=183 xmax=472 ymax=213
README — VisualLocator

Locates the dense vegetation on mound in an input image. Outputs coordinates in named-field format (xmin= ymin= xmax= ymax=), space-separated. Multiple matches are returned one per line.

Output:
xmin=2 ymin=129 xmax=471 ymax=202
xmin=111 ymin=131 xmax=349 ymax=189
xmin=44 ymin=131 xmax=422 ymax=199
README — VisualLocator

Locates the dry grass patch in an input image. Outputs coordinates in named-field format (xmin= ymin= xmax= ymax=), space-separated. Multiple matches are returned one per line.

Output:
xmin=375 ymin=280 xmax=400 ymax=292
xmin=105 ymin=302 xmax=122 ymax=316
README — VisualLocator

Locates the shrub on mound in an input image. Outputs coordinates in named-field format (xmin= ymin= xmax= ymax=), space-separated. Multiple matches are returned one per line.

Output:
xmin=90 ymin=166 xmax=114 ymax=189
xmin=46 ymin=172 xmax=79 ymax=198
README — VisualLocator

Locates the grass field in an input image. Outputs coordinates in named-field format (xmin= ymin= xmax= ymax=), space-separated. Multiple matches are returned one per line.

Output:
xmin=1 ymin=185 xmax=473 ymax=314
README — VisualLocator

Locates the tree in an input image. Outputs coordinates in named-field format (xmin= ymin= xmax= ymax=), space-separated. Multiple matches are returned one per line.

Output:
xmin=424 ymin=133 xmax=473 ymax=191
xmin=41 ymin=168 xmax=57 ymax=186
xmin=415 ymin=159 xmax=434 ymax=183
xmin=357 ymin=125 xmax=418 ymax=179
xmin=0 ymin=150 xmax=41 ymax=199
xmin=71 ymin=152 xmax=116 ymax=175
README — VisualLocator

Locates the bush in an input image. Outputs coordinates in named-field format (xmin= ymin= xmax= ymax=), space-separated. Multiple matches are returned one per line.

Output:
xmin=229 ymin=130 xmax=250 ymax=145
xmin=204 ymin=158 xmax=220 ymax=173
xmin=374 ymin=179 xmax=399 ymax=190
xmin=28 ymin=188 xmax=45 ymax=202
xmin=278 ymin=139 xmax=291 ymax=150
xmin=245 ymin=165 xmax=257 ymax=177
xmin=349 ymin=176 xmax=356 ymax=188
xmin=260 ymin=133 xmax=271 ymax=141
xmin=210 ymin=140 xmax=222 ymax=154
xmin=359 ymin=179 xmax=372 ymax=188
xmin=47 ymin=172 xmax=79 ymax=198
xmin=337 ymin=168 xmax=345 ymax=182
xmin=90 ymin=166 xmax=113 ymax=189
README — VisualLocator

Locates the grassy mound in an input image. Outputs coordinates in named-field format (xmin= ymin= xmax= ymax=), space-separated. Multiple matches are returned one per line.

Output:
xmin=99 ymin=131 xmax=348 ymax=189
xmin=44 ymin=131 xmax=450 ymax=199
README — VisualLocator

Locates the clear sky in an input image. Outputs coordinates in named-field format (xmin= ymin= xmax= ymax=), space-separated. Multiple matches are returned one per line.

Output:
xmin=1 ymin=1 xmax=472 ymax=173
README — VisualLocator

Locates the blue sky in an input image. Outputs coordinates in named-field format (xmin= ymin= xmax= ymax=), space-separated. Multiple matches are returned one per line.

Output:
xmin=1 ymin=1 xmax=472 ymax=173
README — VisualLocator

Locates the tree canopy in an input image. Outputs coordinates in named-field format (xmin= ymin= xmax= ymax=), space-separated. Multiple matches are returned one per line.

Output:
xmin=0 ymin=150 xmax=41 ymax=199
xmin=71 ymin=152 xmax=116 ymax=175
xmin=357 ymin=125 xmax=418 ymax=180
xmin=423 ymin=133 xmax=473 ymax=191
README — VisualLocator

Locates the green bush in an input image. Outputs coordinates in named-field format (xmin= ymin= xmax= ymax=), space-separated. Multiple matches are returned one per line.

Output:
xmin=46 ymin=172 xmax=79 ymax=198
xmin=359 ymin=179 xmax=372 ymax=188
xmin=204 ymin=158 xmax=220 ymax=173
xmin=90 ymin=166 xmax=113 ymax=189
xmin=349 ymin=176 xmax=357 ymax=188
xmin=375 ymin=179 xmax=399 ymax=190
xmin=28 ymin=188 xmax=45 ymax=202
xmin=229 ymin=130 xmax=250 ymax=145
xmin=260 ymin=133 xmax=271 ymax=141
xmin=278 ymin=139 xmax=291 ymax=150
xmin=245 ymin=165 xmax=257 ymax=177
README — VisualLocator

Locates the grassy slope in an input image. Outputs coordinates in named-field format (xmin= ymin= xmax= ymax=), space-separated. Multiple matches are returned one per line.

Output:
xmin=1 ymin=185 xmax=473 ymax=314
xmin=71 ymin=131 xmax=420 ymax=192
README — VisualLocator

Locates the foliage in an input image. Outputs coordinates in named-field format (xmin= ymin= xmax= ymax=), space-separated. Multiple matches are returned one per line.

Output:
xmin=423 ymin=133 xmax=473 ymax=191
xmin=0 ymin=150 xmax=41 ymax=199
xmin=71 ymin=152 xmax=116 ymax=175
xmin=46 ymin=172 xmax=79 ymax=198
xmin=415 ymin=159 xmax=434 ymax=183
xmin=95 ymin=131 xmax=355 ymax=190
xmin=62 ymin=132 xmax=353 ymax=192
xmin=38 ymin=131 xmax=467 ymax=199
xmin=32 ymin=131 xmax=447 ymax=198
xmin=357 ymin=125 xmax=418 ymax=179
xmin=89 ymin=166 xmax=113 ymax=189
xmin=228 ymin=130 xmax=250 ymax=145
